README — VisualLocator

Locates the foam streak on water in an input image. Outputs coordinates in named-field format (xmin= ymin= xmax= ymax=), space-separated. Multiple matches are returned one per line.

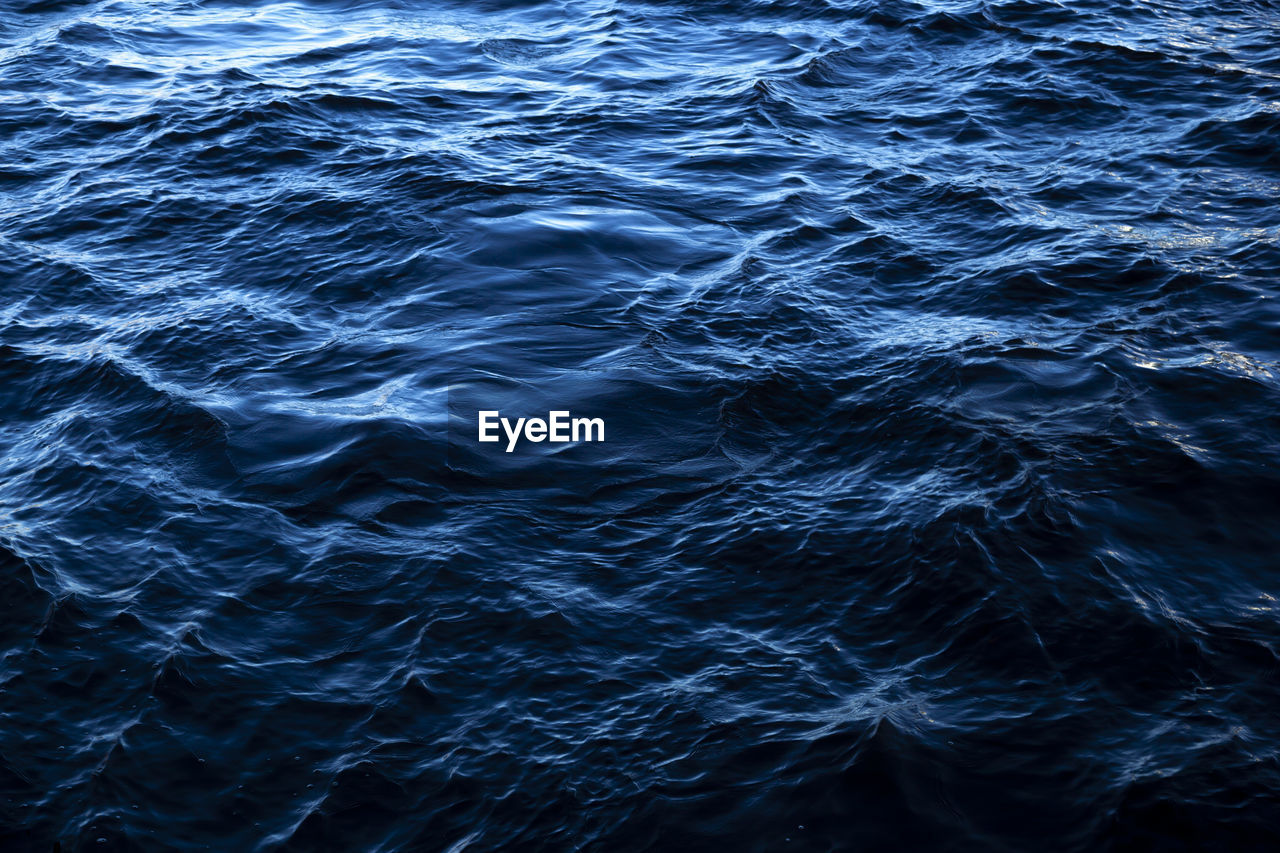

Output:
xmin=1 ymin=0 xmax=1279 ymax=850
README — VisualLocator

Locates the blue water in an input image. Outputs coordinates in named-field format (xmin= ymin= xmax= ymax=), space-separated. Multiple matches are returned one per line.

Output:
xmin=2 ymin=0 xmax=1280 ymax=849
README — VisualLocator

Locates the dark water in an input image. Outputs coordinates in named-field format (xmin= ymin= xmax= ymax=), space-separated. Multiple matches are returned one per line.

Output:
xmin=3 ymin=0 xmax=1280 ymax=849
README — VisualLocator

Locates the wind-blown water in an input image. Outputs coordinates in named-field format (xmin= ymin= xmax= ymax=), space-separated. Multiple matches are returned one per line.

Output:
xmin=2 ymin=0 xmax=1279 ymax=849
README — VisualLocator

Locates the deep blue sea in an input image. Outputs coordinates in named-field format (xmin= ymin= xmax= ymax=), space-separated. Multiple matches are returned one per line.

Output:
xmin=2 ymin=0 xmax=1280 ymax=850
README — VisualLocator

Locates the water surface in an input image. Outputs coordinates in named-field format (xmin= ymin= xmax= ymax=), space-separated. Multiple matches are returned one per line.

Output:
xmin=2 ymin=0 xmax=1279 ymax=849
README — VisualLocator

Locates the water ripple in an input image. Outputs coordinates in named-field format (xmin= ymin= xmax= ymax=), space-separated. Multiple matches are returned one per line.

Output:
xmin=2 ymin=0 xmax=1279 ymax=849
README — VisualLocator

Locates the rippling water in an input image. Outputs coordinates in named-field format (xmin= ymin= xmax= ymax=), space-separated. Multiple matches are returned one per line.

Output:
xmin=2 ymin=0 xmax=1280 ymax=849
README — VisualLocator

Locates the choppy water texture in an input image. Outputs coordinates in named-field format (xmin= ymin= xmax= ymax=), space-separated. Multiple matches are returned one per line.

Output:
xmin=3 ymin=0 xmax=1280 ymax=849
